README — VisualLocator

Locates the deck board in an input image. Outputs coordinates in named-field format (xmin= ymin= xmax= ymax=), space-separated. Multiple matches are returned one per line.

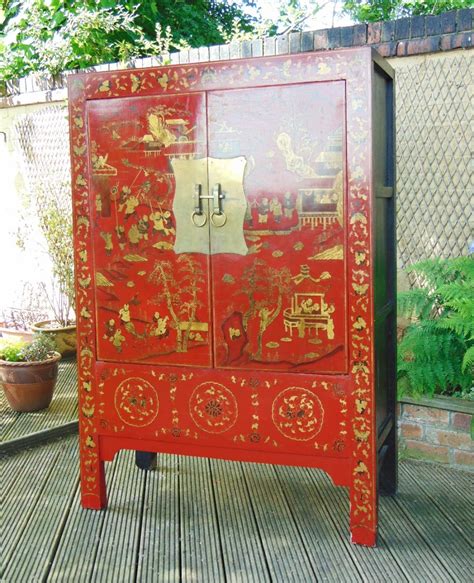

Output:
xmin=47 ymin=462 xmax=118 ymax=583
xmin=275 ymin=464 xmax=363 ymax=583
xmin=1 ymin=359 xmax=77 ymax=442
xmin=2 ymin=442 xmax=63 ymax=569
xmin=241 ymin=462 xmax=317 ymax=582
xmin=304 ymin=468 xmax=416 ymax=583
xmin=210 ymin=458 xmax=271 ymax=583
xmin=137 ymin=454 xmax=181 ymax=583
xmin=1 ymin=435 xmax=472 ymax=583
xmin=401 ymin=460 xmax=474 ymax=543
xmin=1 ymin=438 xmax=78 ymax=583
xmin=179 ymin=456 xmax=226 ymax=582
xmin=89 ymin=450 xmax=146 ymax=583
xmin=390 ymin=473 xmax=473 ymax=580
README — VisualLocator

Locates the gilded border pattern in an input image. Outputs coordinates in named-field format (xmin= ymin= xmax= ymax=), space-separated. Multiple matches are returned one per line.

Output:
xmin=69 ymin=77 xmax=102 ymax=502
xmin=345 ymin=59 xmax=377 ymax=536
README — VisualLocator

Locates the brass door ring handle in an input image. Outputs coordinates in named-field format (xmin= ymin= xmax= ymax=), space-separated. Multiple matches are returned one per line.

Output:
xmin=210 ymin=211 xmax=227 ymax=227
xmin=191 ymin=211 xmax=207 ymax=227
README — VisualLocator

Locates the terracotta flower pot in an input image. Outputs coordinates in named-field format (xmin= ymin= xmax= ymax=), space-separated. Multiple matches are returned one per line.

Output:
xmin=31 ymin=321 xmax=77 ymax=357
xmin=0 ymin=352 xmax=62 ymax=412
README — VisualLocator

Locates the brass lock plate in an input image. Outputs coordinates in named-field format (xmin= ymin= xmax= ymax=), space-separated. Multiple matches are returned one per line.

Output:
xmin=172 ymin=156 xmax=248 ymax=255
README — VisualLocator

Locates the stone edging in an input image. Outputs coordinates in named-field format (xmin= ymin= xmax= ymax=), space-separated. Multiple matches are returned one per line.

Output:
xmin=0 ymin=420 xmax=78 ymax=456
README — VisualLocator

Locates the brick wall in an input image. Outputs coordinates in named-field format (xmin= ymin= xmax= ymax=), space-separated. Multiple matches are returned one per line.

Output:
xmin=398 ymin=399 xmax=473 ymax=470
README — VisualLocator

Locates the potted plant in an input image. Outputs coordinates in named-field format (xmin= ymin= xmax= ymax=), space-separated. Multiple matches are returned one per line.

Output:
xmin=0 ymin=334 xmax=61 ymax=412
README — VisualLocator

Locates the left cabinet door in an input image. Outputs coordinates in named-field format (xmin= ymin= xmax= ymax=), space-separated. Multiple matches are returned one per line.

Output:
xmin=87 ymin=92 xmax=213 ymax=367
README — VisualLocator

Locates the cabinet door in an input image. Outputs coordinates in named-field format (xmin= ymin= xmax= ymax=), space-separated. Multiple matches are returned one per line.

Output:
xmin=208 ymin=82 xmax=348 ymax=373
xmin=87 ymin=93 xmax=213 ymax=367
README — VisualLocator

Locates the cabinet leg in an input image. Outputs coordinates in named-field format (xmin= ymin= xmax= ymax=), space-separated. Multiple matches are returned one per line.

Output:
xmin=350 ymin=462 xmax=378 ymax=546
xmin=81 ymin=458 xmax=107 ymax=510
xmin=350 ymin=524 xmax=377 ymax=547
xmin=379 ymin=425 xmax=398 ymax=496
xmin=135 ymin=451 xmax=157 ymax=471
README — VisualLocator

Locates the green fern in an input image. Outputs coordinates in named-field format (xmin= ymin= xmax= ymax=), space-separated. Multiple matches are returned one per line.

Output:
xmin=462 ymin=346 xmax=474 ymax=374
xmin=398 ymin=256 xmax=474 ymax=399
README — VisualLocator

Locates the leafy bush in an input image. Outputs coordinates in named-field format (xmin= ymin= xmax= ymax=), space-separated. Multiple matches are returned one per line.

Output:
xmin=397 ymin=257 xmax=473 ymax=399
xmin=0 ymin=1 xmax=258 ymax=81
xmin=343 ymin=0 xmax=472 ymax=23
xmin=0 ymin=334 xmax=56 ymax=362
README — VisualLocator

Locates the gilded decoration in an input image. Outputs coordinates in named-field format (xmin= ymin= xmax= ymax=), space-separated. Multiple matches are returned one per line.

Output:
xmin=71 ymin=51 xmax=376 ymax=536
xmin=69 ymin=77 xmax=101 ymax=501
xmin=114 ymin=377 xmax=159 ymax=427
xmin=272 ymin=387 xmax=324 ymax=441
xmin=189 ymin=381 xmax=238 ymax=434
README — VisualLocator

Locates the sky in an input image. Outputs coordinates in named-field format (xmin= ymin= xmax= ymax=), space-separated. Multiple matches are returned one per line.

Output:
xmin=248 ymin=0 xmax=354 ymax=31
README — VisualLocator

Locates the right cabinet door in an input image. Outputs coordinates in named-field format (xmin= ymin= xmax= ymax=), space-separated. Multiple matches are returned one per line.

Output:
xmin=208 ymin=81 xmax=348 ymax=374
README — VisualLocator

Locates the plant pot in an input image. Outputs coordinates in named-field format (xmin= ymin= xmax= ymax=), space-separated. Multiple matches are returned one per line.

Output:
xmin=31 ymin=321 xmax=77 ymax=357
xmin=0 ymin=352 xmax=62 ymax=412
xmin=0 ymin=326 xmax=35 ymax=343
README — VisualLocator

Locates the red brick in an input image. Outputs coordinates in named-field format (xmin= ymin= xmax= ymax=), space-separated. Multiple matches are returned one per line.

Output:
xmin=406 ymin=37 xmax=442 ymax=55
xmin=327 ymin=27 xmax=341 ymax=49
xmin=406 ymin=39 xmax=427 ymax=55
xmin=433 ymin=429 xmax=473 ymax=450
xmin=441 ymin=32 xmax=473 ymax=50
xmin=340 ymin=26 xmax=354 ymax=47
xmin=396 ymin=41 xmax=407 ymax=56
xmin=395 ymin=18 xmax=410 ymax=40
xmin=374 ymin=43 xmax=390 ymax=57
xmin=453 ymin=449 xmax=474 ymax=467
xmin=404 ymin=440 xmax=449 ymax=463
xmin=367 ymin=22 xmax=382 ymax=44
xmin=456 ymin=8 xmax=473 ymax=32
xmin=451 ymin=412 xmax=472 ymax=432
xmin=313 ymin=29 xmax=328 ymax=51
xmin=403 ymin=404 xmax=449 ymax=425
xmin=440 ymin=10 xmax=456 ymax=34
xmin=440 ymin=35 xmax=453 ymax=51
xmin=456 ymin=32 xmax=473 ymax=49
xmin=353 ymin=24 xmax=367 ymax=46
xmin=382 ymin=21 xmax=395 ymax=42
xmin=410 ymin=15 xmax=425 ymax=38
xmin=426 ymin=14 xmax=442 ymax=36
xmin=400 ymin=421 xmax=423 ymax=439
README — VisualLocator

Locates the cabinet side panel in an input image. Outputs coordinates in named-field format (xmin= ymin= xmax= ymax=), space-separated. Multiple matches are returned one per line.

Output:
xmin=373 ymin=63 xmax=397 ymax=495
xmin=346 ymin=54 xmax=378 ymax=544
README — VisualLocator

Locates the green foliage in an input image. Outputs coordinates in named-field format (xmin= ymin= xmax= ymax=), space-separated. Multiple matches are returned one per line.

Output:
xmin=0 ymin=339 xmax=27 ymax=362
xmin=21 ymin=333 xmax=56 ymax=361
xmin=1 ymin=0 xmax=258 ymax=80
xmin=397 ymin=257 xmax=474 ymax=399
xmin=343 ymin=0 xmax=472 ymax=23
xmin=0 ymin=333 xmax=56 ymax=362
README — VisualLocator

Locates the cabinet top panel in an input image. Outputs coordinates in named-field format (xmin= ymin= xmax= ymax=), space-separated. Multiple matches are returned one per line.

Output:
xmin=68 ymin=47 xmax=393 ymax=102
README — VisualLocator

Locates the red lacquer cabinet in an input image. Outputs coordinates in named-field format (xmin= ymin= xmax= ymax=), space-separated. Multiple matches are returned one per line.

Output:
xmin=68 ymin=48 xmax=396 ymax=546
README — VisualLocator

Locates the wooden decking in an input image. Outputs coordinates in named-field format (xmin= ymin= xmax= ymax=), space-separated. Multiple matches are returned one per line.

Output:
xmin=2 ymin=436 xmax=473 ymax=582
xmin=1 ymin=362 xmax=473 ymax=582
